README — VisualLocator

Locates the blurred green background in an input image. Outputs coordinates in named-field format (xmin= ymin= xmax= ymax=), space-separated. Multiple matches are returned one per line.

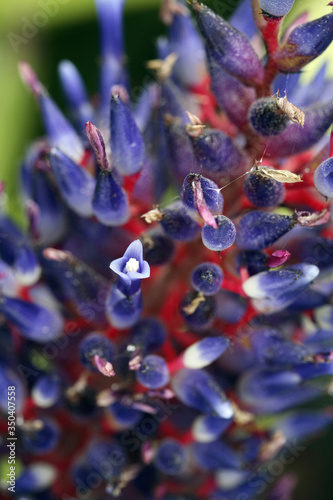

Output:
xmin=1 ymin=0 xmax=333 ymax=498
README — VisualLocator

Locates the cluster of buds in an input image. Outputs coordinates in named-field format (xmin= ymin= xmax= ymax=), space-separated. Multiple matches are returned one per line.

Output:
xmin=2 ymin=0 xmax=333 ymax=499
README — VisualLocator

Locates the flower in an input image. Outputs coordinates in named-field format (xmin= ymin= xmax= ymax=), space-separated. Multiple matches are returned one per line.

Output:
xmin=109 ymin=239 xmax=150 ymax=290
xmin=2 ymin=0 xmax=333 ymax=499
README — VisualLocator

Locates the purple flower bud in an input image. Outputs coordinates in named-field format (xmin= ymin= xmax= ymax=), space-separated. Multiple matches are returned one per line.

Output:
xmin=172 ymin=368 xmax=234 ymax=418
xmin=238 ymin=368 xmax=320 ymax=413
xmin=235 ymin=211 xmax=296 ymax=250
xmin=161 ymin=80 xmax=190 ymax=125
xmin=192 ymin=414 xmax=232 ymax=442
xmin=13 ymin=244 xmax=41 ymax=286
xmin=249 ymin=98 xmax=289 ymax=137
xmin=41 ymin=248 xmax=109 ymax=325
xmin=154 ymin=439 xmax=187 ymax=475
xmin=22 ymin=417 xmax=60 ymax=454
xmin=182 ymin=174 xmax=223 ymax=218
xmin=0 ymin=364 xmax=26 ymax=414
xmin=0 ymin=296 xmax=63 ymax=343
xmin=183 ymin=336 xmax=230 ymax=369
xmin=243 ymin=263 xmax=320 ymax=313
xmin=58 ymin=60 xmax=94 ymax=131
xmin=250 ymin=328 xmax=311 ymax=365
xmin=32 ymin=374 xmax=61 ymax=409
xmin=161 ymin=202 xmax=201 ymax=242
xmin=276 ymin=411 xmax=332 ymax=442
xmin=16 ymin=464 xmax=57 ymax=493
xmin=130 ymin=317 xmax=167 ymax=353
xmin=266 ymin=101 xmax=333 ymax=158
xmin=95 ymin=0 xmax=128 ymax=117
xmin=110 ymin=94 xmax=145 ymax=175
xmin=274 ymin=13 xmax=333 ymax=73
xmin=25 ymin=170 xmax=67 ymax=246
xmin=215 ymin=290 xmax=247 ymax=324
xmin=191 ymin=128 xmax=245 ymax=175
xmin=49 ymin=148 xmax=96 ymax=217
xmin=169 ymin=9 xmax=207 ymax=86
xmin=165 ymin=121 xmax=201 ymax=181
xmin=106 ymin=286 xmax=143 ymax=330
xmin=93 ymin=171 xmax=130 ymax=226
xmin=201 ymin=215 xmax=236 ymax=252
xmin=207 ymin=53 xmax=256 ymax=128
xmin=259 ymin=0 xmax=295 ymax=18
xmin=191 ymin=1 xmax=264 ymax=86
xmin=79 ymin=333 xmax=115 ymax=374
xmin=87 ymin=440 xmax=126 ymax=481
xmin=192 ymin=441 xmax=241 ymax=471
xmin=136 ymin=354 xmax=170 ymax=389
xmin=314 ymin=156 xmax=333 ymax=198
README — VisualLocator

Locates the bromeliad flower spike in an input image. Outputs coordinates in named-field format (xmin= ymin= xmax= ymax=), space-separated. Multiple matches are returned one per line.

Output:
xmin=4 ymin=0 xmax=333 ymax=499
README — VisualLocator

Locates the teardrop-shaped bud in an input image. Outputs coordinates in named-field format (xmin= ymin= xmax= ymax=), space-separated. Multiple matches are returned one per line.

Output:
xmin=274 ymin=13 xmax=333 ymax=73
xmin=192 ymin=441 xmax=241 ymax=470
xmin=235 ymin=211 xmax=296 ymax=250
xmin=207 ymin=53 xmax=256 ymax=128
xmin=191 ymin=128 xmax=245 ymax=175
xmin=192 ymin=414 xmax=232 ymax=443
xmin=93 ymin=171 xmax=130 ymax=226
xmin=95 ymin=0 xmax=128 ymax=118
xmin=0 ymin=296 xmax=63 ymax=343
xmin=183 ymin=336 xmax=230 ymax=369
xmin=19 ymin=62 xmax=84 ymax=162
xmin=58 ymin=60 xmax=94 ymax=131
xmin=110 ymin=94 xmax=145 ymax=175
xmin=191 ymin=1 xmax=264 ymax=86
xmin=314 ymin=156 xmax=333 ymax=198
xmin=165 ymin=120 xmax=201 ymax=181
xmin=266 ymin=101 xmax=333 ymax=158
xmin=49 ymin=148 xmax=96 ymax=217
xmin=169 ymin=8 xmax=207 ymax=86
xmin=259 ymin=0 xmax=295 ymax=18
xmin=106 ymin=286 xmax=143 ymax=330
xmin=172 ymin=368 xmax=234 ymax=418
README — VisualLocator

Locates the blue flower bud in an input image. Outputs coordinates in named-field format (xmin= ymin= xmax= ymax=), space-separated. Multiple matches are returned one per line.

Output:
xmin=192 ymin=414 xmax=232 ymax=443
xmin=0 ymin=296 xmax=63 ymax=343
xmin=32 ymin=375 xmax=61 ymax=409
xmin=201 ymin=215 xmax=236 ymax=252
xmin=274 ymin=13 xmax=333 ymax=73
xmin=238 ymin=367 xmax=320 ymax=413
xmin=130 ymin=317 xmax=167 ymax=353
xmin=259 ymin=0 xmax=295 ymax=18
xmin=191 ymin=263 xmax=224 ymax=296
xmin=58 ymin=60 xmax=94 ymax=131
xmin=182 ymin=174 xmax=223 ymax=215
xmin=192 ymin=441 xmax=241 ymax=470
xmin=191 ymin=128 xmax=245 ymax=175
xmin=276 ymin=411 xmax=332 ymax=442
xmin=39 ymin=91 xmax=84 ymax=163
xmin=22 ymin=417 xmax=60 ymax=455
xmin=49 ymin=148 xmax=96 ymax=217
xmin=250 ymin=328 xmax=311 ymax=365
xmin=191 ymin=1 xmax=264 ymax=86
xmin=154 ymin=439 xmax=187 ymax=475
xmin=172 ymin=368 xmax=234 ymax=418
xmin=235 ymin=211 xmax=296 ymax=250
xmin=314 ymin=156 xmax=333 ymax=198
xmin=161 ymin=202 xmax=201 ymax=242
xmin=249 ymin=97 xmax=289 ymax=136
xmin=165 ymin=121 xmax=201 ymax=181
xmin=16 ymin=463 xmax=57 ymax=493
xmin=95 ymin=0 xmax=128 ymax=117
xmin=266 ymin=101 xmax=333 ymax=158
xmin=110 ymin=94 xmax=145 ymax=175
xmin=183 ymin=336 xmax=230 ymax=369
xmin=207 ymin=53 xmax=256 ymax=129
xmin=87 ymin=440 xmax=126 ymax=481
xmin=93 ymin=171 xmax=130 ymax=226
xmin=136 ymin=354 xmax=170 ymax=389
xmin=106 ymin=286 xmax=143 ymax=330
xmin=79 ymin=333 xmax=115 ymax=373
xmin=169 ymin=9 xmax=207 ymax=87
